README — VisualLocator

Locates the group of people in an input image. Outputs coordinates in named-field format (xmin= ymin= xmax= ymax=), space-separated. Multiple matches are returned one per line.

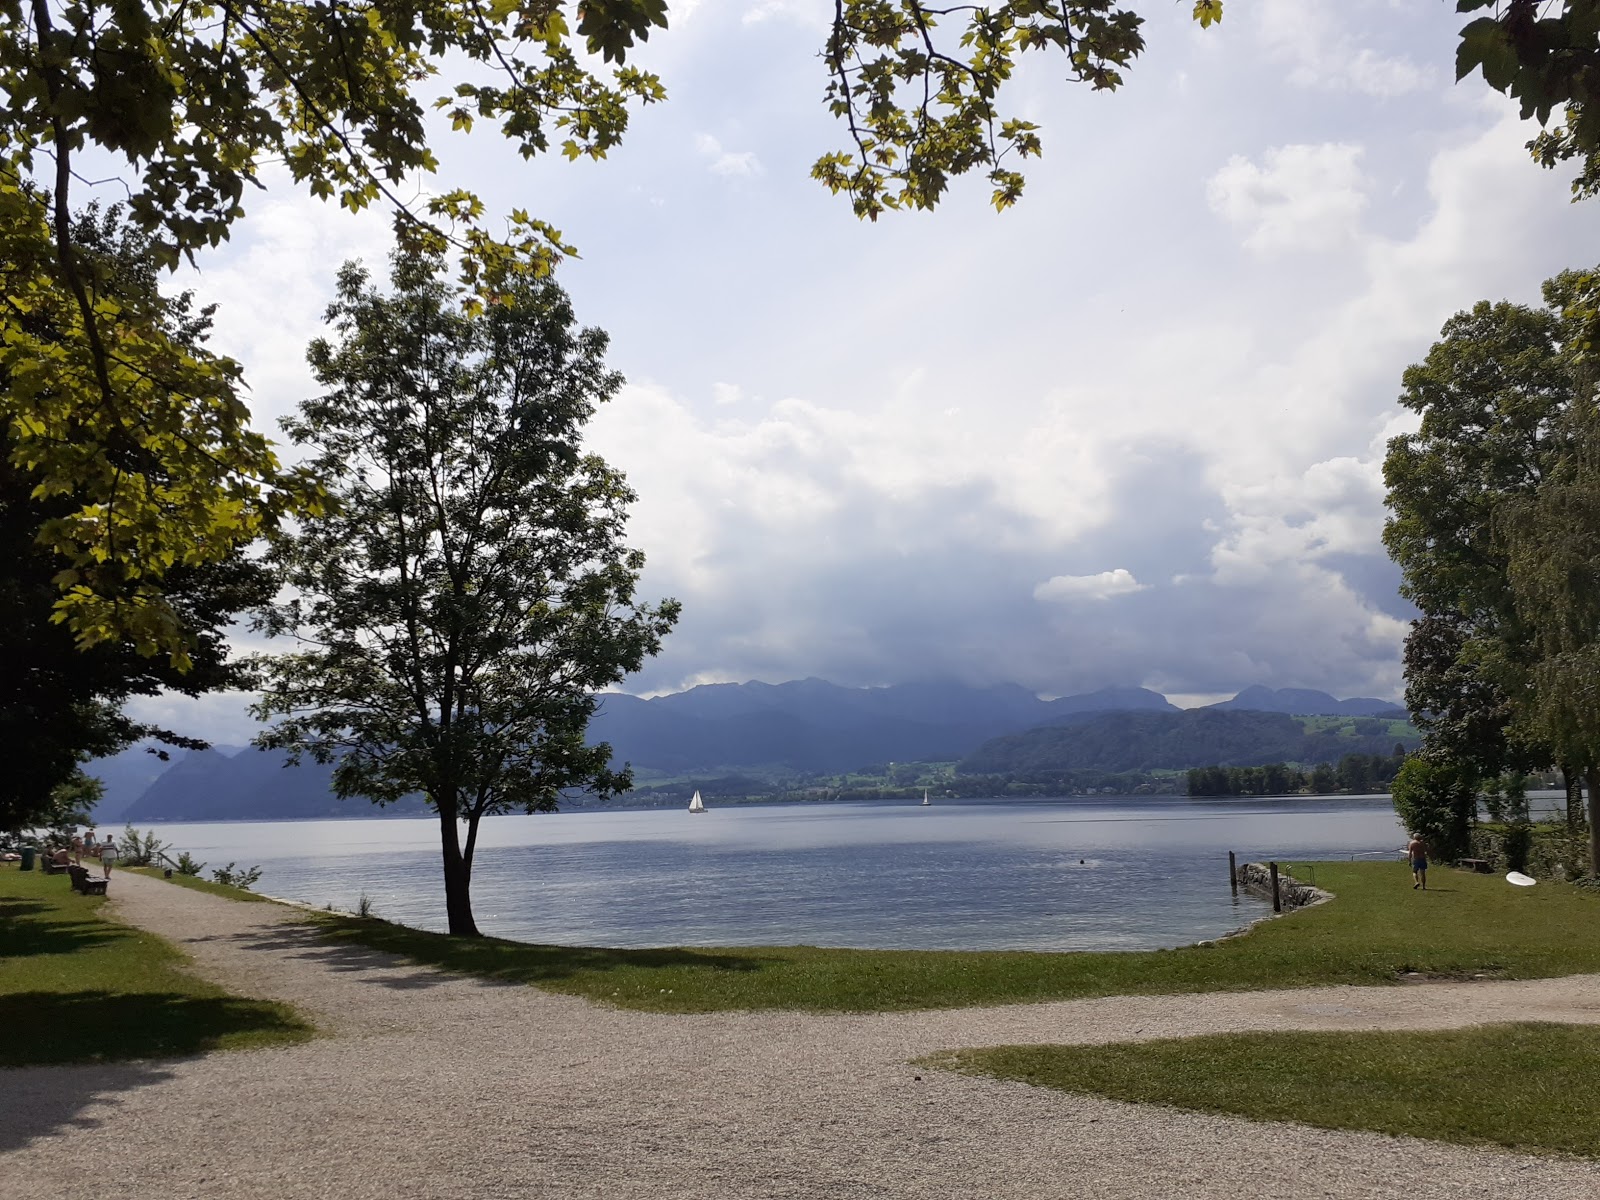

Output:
xmin=50 ymin=829 xmax=118 ymax=878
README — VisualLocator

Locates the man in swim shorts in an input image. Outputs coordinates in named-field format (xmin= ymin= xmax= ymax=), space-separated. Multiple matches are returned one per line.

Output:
xmin=1406 ymin=834 xmax=1429 ymax=890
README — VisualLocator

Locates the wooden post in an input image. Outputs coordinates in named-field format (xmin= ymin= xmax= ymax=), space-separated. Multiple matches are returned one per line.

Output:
xmin=1228 ymin=851 xmax=1238 ymax=895
xmin=1269 ymin=861 xmax=1281 ymax=913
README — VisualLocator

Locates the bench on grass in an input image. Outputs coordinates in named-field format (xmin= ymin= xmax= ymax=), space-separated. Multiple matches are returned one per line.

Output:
xmin=41 ymin=857 xmax=69 ymax=875
xmin=67 ymin=864 xmax=109 ymax=895
xmin=1459 ymin=858 xmax=1492 ymax=874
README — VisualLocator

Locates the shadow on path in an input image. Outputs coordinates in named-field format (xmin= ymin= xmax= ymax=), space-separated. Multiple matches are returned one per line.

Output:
xmin=185 ymin=915 xmax=775 ymax=992
xmin=0 ymin=1059 xmax=178 ymax=1153
xmin=0 ymin=991 xmax=313 ymax=1069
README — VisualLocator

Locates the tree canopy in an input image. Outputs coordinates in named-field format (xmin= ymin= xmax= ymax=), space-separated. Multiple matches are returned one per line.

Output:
xmin=1384 ymin=264 xmax=1600 ymax=870
xmin=0 ymin=206 xmax=272 ymax=830
xmin=253 ymin=253 xmax=678 ymax=935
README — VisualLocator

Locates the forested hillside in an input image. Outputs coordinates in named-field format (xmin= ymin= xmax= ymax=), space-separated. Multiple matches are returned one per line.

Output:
xmin=958 ymin=710 xmax=1418 ymax=776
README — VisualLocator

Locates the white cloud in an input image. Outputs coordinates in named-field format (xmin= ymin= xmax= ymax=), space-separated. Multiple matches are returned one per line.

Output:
xmin=1033 ymin=570 xmax=1150 ymax=603
xmin=695 ymin=133 xmax=762 ymax=178
xmin=1207 ymin=143 xmax=1369 ymax=253
xmin=1258 ymin=0 xmax=1435 ymax=97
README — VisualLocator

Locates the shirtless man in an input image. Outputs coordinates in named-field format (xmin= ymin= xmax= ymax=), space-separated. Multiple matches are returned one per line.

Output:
xmin=1407 ymin=834 xmax=1429 ymax=890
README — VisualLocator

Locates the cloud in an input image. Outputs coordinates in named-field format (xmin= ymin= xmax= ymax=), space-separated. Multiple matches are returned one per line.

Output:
xmin=695 ymin=133 xmax=762 ymax=178
xmin=1207 ymin=143 xmax=1369 ymax=253
xmin=1034 ymin=570 xmax=1149 ymax=603
xmin=1258 ymin=0 xmax=1435 ymax=97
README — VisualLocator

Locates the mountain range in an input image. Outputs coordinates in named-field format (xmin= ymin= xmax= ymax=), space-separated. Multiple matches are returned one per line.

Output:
xmin=90 ymin=679 xmax=1405 ymax=821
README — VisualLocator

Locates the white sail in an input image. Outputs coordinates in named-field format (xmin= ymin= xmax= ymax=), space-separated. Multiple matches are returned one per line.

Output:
xmin=921 ymin=789 xmax=930 ymax=806
xmin=688 ymin=790 xmax=706 ymax=814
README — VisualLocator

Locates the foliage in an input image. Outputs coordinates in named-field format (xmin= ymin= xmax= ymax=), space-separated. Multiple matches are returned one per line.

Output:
xmin=943 ymin=1022 xmax=1600 ymax=1159
xmin=210 ymin=862 xmax=264 ymax=890
xmin=1185 ymin=749 xmax=1408 ymax=797
xmin=0 ymin=863 xmax=310 ymax=1065
xmin=116 ymin=824 xmax=170 ymax=867
xmin=4 ymin=768 xmax=101 ymax=838
xmin=1382 ymin=269 xmax=1597 ymax=833
xmin=1455 ymin=1 xmax=1600 ymax=197
xmin=1390 ymin=757 xmax=1478 ymax=862
xmin=962 ymin=709 xmax=1417 ymax=776
xmin=174 ymin=851 xmax=206 ymax=877
xmin=313 ymin=862 xmax=1600 ymax=1013
xmin=0 ymin=206 xmax=275 ymax=830
xmin=254 ymin=253 xmax=678 ymax=936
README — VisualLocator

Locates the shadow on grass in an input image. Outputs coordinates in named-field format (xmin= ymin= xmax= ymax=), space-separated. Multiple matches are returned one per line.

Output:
xmin=0 ymin=1057 xmax=178 ymax=1153
xmin=0 ymin=991 xmax=313 ymax=1071
xmin=305 ymin=914 xmax=772 ymax=988
xmin=0 ymin=899 xmax=124 ymax=958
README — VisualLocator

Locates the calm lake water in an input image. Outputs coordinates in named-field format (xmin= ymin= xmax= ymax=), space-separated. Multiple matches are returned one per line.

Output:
xmin=140 ymin=795 xmax=1412 ymax=952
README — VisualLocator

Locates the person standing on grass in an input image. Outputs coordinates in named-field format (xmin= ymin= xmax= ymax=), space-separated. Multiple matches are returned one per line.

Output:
xmin=1407 ymin=834 xmax=1429 ymax=890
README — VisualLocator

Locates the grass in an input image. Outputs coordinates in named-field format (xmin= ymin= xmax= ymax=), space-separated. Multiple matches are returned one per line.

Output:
xmin=938 ymin=1022 xmax=1600 ymax=1158
xmin=311 ymin=861 xmax=1600 ymax=1013
xmin=0 ymin=863 xmax=312 ymax=1065
xmin=127 ymin=865 xmax=269 ymax=902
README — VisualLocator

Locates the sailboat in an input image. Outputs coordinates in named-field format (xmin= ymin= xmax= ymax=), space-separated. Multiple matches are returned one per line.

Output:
xmin=688 ymin=790 xmax=706 ymax=814
xmin=921 ymin=789 xmax=930 ymax=806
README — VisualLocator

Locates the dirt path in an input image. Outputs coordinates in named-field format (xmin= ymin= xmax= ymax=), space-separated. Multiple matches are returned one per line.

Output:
xmin=4 ymin=870 xmax=1598 ymax=1199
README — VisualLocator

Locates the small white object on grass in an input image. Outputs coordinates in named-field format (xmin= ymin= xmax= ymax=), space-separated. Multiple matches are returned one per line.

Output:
xmin=1506 ymin=871 xmax=1536 ymax=887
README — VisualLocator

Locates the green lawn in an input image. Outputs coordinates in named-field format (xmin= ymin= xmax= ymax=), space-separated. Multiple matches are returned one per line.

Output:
xmin=312 ymin=861 xmax=1600 ymax=1013
xmin=939 ymin=1022 xmax=1600 ymax=1158
xmin=0 ymin=863 xmax=312 ymax=1065
xmin=127 ymin=865 xmax=269 ymax=902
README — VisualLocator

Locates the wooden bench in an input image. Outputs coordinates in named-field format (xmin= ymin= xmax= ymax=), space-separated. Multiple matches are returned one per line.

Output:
xmin=41 ymin=857 xmax=69 ymax=875
xmin=1459 ymin=858 xmax=1492 ymax=874
xmin=67 ymin=864 xmax=109 ymax=895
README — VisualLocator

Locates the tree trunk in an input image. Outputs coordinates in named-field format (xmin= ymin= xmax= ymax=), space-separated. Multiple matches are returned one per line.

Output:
xmin=1563 ymin=766 xmax=1583 ymax=831
xmin=1585 ymin=768 xmax=1600 ymax=881
xmin=438 ymin=804 xmax=480 ymax=936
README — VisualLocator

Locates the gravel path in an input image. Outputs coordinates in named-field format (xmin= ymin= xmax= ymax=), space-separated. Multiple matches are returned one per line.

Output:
xmin=5 ymin=870 xmax=1600 ymax=1199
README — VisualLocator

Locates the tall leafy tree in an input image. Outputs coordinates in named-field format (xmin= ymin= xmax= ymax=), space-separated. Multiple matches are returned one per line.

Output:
xmin=1384 ymin=266 xmax=1600 ymax=865
xmin=1383 ymin=285 xmax=1579 ymax=780
xmin=253 ymin=254 xmax=679 ymax=936
xmin=0 ymin=206 xmax=273 ymax=829
xmin=1496 ymin=399 xmax=1600 ymax=874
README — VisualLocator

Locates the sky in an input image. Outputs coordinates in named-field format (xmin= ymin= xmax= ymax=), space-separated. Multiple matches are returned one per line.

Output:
xmin=123 ymin=0 xmax=1600 ymax=743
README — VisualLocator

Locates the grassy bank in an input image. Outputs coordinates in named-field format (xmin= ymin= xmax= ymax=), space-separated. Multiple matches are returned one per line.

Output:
xmin=0 ymin=863 xmax=312 ymax=1065
xmin=940 ymin=1022 xmax=1600 ymax=1158
xmin=312 ymin=861 xmax=1600 ymax=1013
xmin=127 ymin=865 xmax=269 ymax=902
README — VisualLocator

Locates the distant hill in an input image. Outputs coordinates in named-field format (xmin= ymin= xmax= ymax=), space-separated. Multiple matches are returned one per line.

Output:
xmin=588 ymin=679 xmax=1177 ymax=774
xmin=1207 ymin=685 xmax=1404 ymax=717
xmin=99 ymin=678 xmax=1410 ymax=820
xmin=120 ymin=748 xmax=432 ymax=822
xmin=958 ymin=710 xmax=1419 ymax=775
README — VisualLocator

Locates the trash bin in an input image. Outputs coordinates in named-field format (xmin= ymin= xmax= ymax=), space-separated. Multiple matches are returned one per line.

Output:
xmin=20 ymin=846 xmax=35 ymax=871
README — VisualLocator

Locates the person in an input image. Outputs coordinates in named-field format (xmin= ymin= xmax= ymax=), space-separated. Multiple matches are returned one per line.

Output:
xmin=71 ymin=834 xmax=85 ymax=865
xmin=1406 ymin=833 xmax=1429 ymax=890
xmin=99 ymin=836 xmax=117 ymax=879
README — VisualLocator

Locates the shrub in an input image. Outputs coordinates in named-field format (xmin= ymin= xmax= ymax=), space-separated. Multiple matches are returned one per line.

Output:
xmin=211 ymin=862 xmax=264 ymax=890
xmin=1391 ymin=758 xmax=1477 ymax=862
xmin=174 ymin=851 xmax=206 ymax=876
xmin=117 ymin=825 xmax=170 ymax=867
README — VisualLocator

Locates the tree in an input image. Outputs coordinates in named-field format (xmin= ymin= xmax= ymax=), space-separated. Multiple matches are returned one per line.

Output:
xmin=1391 ymin=756 xmax=1478 ymax=862
xmin=253 ymin=254 xmax=679 ymax=936
xmin=0 ymin=206 xmax=273 ymax=831
xmin=1496 ymin=401 xmax=1600 ymax=874
xmin=1383 ymin=278 xmax=1584 ymax=786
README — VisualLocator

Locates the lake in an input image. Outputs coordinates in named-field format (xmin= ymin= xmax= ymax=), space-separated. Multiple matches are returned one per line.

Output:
xmin=137 ymin=794 xmax=1413 ymax=952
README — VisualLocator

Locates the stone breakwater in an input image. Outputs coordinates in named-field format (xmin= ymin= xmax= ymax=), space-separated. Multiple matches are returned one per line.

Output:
xmin=1235 ymin=862 xmax=1333 ymax=912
